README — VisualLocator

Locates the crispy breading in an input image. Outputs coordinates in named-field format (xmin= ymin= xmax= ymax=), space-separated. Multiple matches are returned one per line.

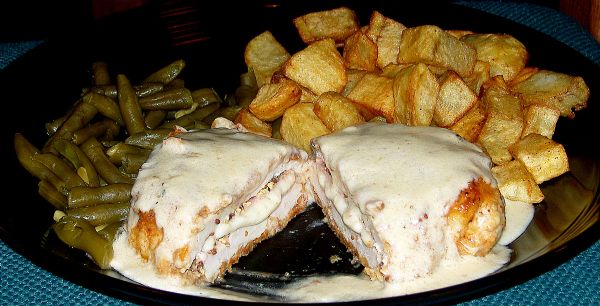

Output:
xmin=283 ymin=38 xmax=347 ymax=95
xmin=347 ymin=73 xmax=395 ymax=122
xmin=461 ymin=33 xmax=528 ymax=82
xmin=392 ymin=63 xmax=439 ymax=126
xmin=509 ymin=133 xmax=569 ymax=184
xmin=314 ymin=92 xmax=365 ymax=131
xmin=293 ymin=7 xmax=359 ymax=44
xmin=244 ymin=31 xmax=291 ymax=87
xmin=249 ymin=78 xmax=301 ymax=121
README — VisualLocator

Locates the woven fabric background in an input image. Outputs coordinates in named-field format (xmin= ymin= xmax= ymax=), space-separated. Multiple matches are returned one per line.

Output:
xmin=1 ymin=1 xmax=599 ymax=305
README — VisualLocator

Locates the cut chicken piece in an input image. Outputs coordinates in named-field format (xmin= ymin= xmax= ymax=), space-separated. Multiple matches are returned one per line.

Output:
xmin=126 ymin=128 xmax=313 ymax=283
xmin=310 ymin=123 xmax=505 ymax=282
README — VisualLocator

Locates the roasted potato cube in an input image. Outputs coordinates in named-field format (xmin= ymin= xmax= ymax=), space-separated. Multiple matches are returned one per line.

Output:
xmin=369 ymin=116 xmax=388 ymax=123
xmin=508 ymin=67 xmax=539 ymax=86
xmin=478 ymin=77 xmax=524 ymax=165
xmin=392 ymin=63 xmax=439 ymax=126
xmin=347 ymin=73 xmax=395 ymax=122
xmin=463 ymin=60 xmax=491 ymax=96
xmin=449 ymin=101 xmax=487 ymax=142
xmin=380 ymin=63 xmax=411 ymax=78
xmin=280 ymin=103 xmax=330 ymax=153
xmin=293 ymin=7 xmax=359 ymax=44
xmin=509 ymin=133 xmax=569 ymax=184
xmin=461 ymin=33 xmax=528 ymax=82
xmin=397 ymin=25 xmax=476 ymax=77
xmin=365 ymin=11 xmax=406 ymax=69
xmin=244 ymin=31 xmax=291 ymax=87
xmin=446 ymin=29 xmax=475 ymax=39
xmin=283 ymin=38 xmax=347 ymax=95
xmin=249 ymin=78 xmax=301 ymax=121
xmin=314 ymin=92 xmax=365 ymax=131
xmin=492 ymin=160 xmax=544 ymax=203
xmin=234 ymin=108 xmax=272 ymax=137
xmin=343 ymin=30 xmax=378 ymax=71
xmin=434 ymin=71 xmax=478 ymax=127
xmin=299 ymin=86 xmax=318 ymax=103
xmin=521 ymin=104 xmax=560 ymax=139
xmin=342 ymin=69 xmax=367 ymax=96
xmin=511 ymin=69 xmax=589 ymax=118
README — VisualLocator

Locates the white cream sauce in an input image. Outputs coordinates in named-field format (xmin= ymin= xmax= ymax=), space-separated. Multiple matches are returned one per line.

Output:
xmin=111 ymin=124 xmax=533 ymax=303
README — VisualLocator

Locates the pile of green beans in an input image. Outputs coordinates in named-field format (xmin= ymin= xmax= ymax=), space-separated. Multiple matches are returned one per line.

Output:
xmin=14 ymin=60 xmax=259 ymax=269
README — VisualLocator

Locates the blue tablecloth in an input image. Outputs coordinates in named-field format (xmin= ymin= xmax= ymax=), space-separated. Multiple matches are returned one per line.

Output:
xmin=1 ymin=1 xmax=599 ymax=305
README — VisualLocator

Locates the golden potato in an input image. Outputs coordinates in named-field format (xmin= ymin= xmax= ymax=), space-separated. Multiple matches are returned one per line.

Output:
xmin=283 ymin=38 xmax=347 ymax=95
xmin=511 ymin=69 xmax=589 ymax=118
xmin=446 ymin=29 xmax=475 ymax=39
xmin=314 ymin=92 xmax=365 ymax=131
xmin=280 ymin=102 xmax=330 ymax=153
xmin=249 ymin=78 xmax=301 ymax=121
xmin=234 ymin=108 xmax=272 ymax=137
xmin=343 ymin=30 xmax=378 ymax=71
xmin=434 ymin=71 xmax=478 ymax=127
xmin=293 ymin=7 xmax=359 ymax=44
xmin=342 ymin=69 xmax=367 ymax=96
xmin=392 ymin=63 xmax=439 ymax=126
xmin=449 ymin=101 xmax=487 ymax=143
xmin=463 ymin=60 xmax=491 ymax=96
xmin=299 ymin=86 xmax=318 ymax=103
xmin=521 ymin=104 xmax=560 ymax=139
xmin=397 ymin=25 xmax=476 ymax=77
xmin=509 ymin=133 xmax=569 ymax=184
xmin=347 ymin=73 xmax=395 ymax=122
xmin=492 ymin=160 xmax=544 ymax=203
xmin=461 ymin=33 xmax=528 ymax=81
xmin=380 ymin=63 xmax=411 ymax=78
xmin=244 ymin=31 xmax=291 ymax=87
xmin=365 ymin=11 xmax=406 ymax=69
xmin=478 ymin=77 xmax=524 ymax=165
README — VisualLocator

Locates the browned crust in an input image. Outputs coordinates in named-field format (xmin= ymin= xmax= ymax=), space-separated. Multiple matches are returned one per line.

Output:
xmin=311 ymin=186 xmax=385 ymax=281
xmin=200 ymin=193 xmax=309 ymax=283
xmin=129 ymin=210 xmax=164 ymax=262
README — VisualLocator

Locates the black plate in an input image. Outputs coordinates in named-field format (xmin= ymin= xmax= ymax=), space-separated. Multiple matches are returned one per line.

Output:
xmin=1 ymin=1 xmax=599 ymax=305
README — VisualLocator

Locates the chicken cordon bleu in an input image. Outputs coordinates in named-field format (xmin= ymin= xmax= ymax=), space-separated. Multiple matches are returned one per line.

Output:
xmin=126 ymin=128 xmax=312 ymax=283
xmin=310 ymin=123 xmax=505 ymax=282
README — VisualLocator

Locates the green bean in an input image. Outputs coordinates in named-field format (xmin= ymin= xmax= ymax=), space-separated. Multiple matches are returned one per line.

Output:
xmin=101 ymin=140 xmax=121 ymax=148
xmin=32 ymin=153 xmax=86 ymax=189
xmin=38 ymin=180 xmax=67 ymax=210
xmin=97 ymin=221 xmax=123 ymax=243
xmin=143 ymin=59 xmax=186 ymax=84
xmin=52 ymin=139 xmax=100 ymax=187
xmin=68 ymin=184 xmax=132 ymax=208
xmin=124 ymin=129 xmax=172 ymax=149
xmin=53 ymin=216 xmax=113 ymax=269
xmin=117 ymin=74 xmax=146 ymax=136
xmin=201 ymin=105 xmax=242 ymax=125
xmin=144 ymin=110 xmax=167 ymax=129
xmin=121 ymin=154 xmax=148 ymax=174
xmin=272 ymin=117 xmax=283 ymax=140
xmin=44 ymin=100 xmax=98 ymax=152
xmin=45 ymin=115 xmax=67 ymax=136
xmin=138 ymin=88 xmax=194 ymax=110
xmin=164 ymin=78 xmax=185 ymax=90
xmin=81 ymin=137 xmax=133 ymax=184
xmin=15 ymin=133 xmax=68 ymax=194
xmin=160 ymin=102 xmax=220 ymax=130
xmin=135 ymin=82 xmax=164 ymax=97
xmin=83 ymin=85 xmax=117 ymax=98
xmin=106 ymin=143 xmax=151 ymax=165
xmin=191 ymin=88 xmax=222 ymax=107
xmin=84 ymin=83 xmax=165 ymax=99
xmin=72 ymin=119 xmax=120 ymax=145
xmin=84 ymin=92 xmax=124 ymax=126
xmin=92 ymin=62 xmax=110 ymax=86
xmin=66 ymin=202 xmax=129 ymax=226
xmin=234 ymin=85 xmax=258 ymax=108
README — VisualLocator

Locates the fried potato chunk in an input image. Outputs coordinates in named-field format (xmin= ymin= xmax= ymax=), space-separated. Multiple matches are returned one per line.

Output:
xmin=244 ymin=31 xmax=291 ymax=87
xmin=284 ymin=39 xmax=347 ymax=95
xmin=234 ymin=108 xmax=273 ymax=137
xmin=463 ymin=60 xmax=491 ymax=96
xmin=449 ymin=101 xmax=487 ymax=142
xmin=446 ymin=29 xmax=475 ymax=39
xmin=397 ymin=25 xmax=476 ymax=77
xmin=434 ymin=71 xmax=478 ymax=127
xmin=511 ymin=69 xmax=589 ymax=118
xmin=478 ymin=77 xmax=524 ymax=165
xmin=293 ymin=7 xmax=359 ymax=44
xmin=280 ymin=102 xmax=330 ymax=153
xmin=461 ymin=33 xmax=528 ymax=82
xmin=509 ymin=133 xmax=569 ymax=184
xmin=380 ymin=63 xmax=412 ymax=78
xmin=342 ymin=69 xmax=367 ymax=96
xmin=492 ymin=160 xmax=544 ymax=203
xmin=365 ymin=11 xmax=406 ymax=69
xmin=249 ymin=78 xmax=301 ymax=121
xmin=314 ymin=92 xmax=365 ymax=131
xmin=392 ymin=63 xmax=439 ymax=126
xmin=521 ymin=104 xmax=560 ymax=139
xmin=343 ymin=30 xmax=378 ymax=71
xmin=347 ymin=73 xmax=395 ymax=122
